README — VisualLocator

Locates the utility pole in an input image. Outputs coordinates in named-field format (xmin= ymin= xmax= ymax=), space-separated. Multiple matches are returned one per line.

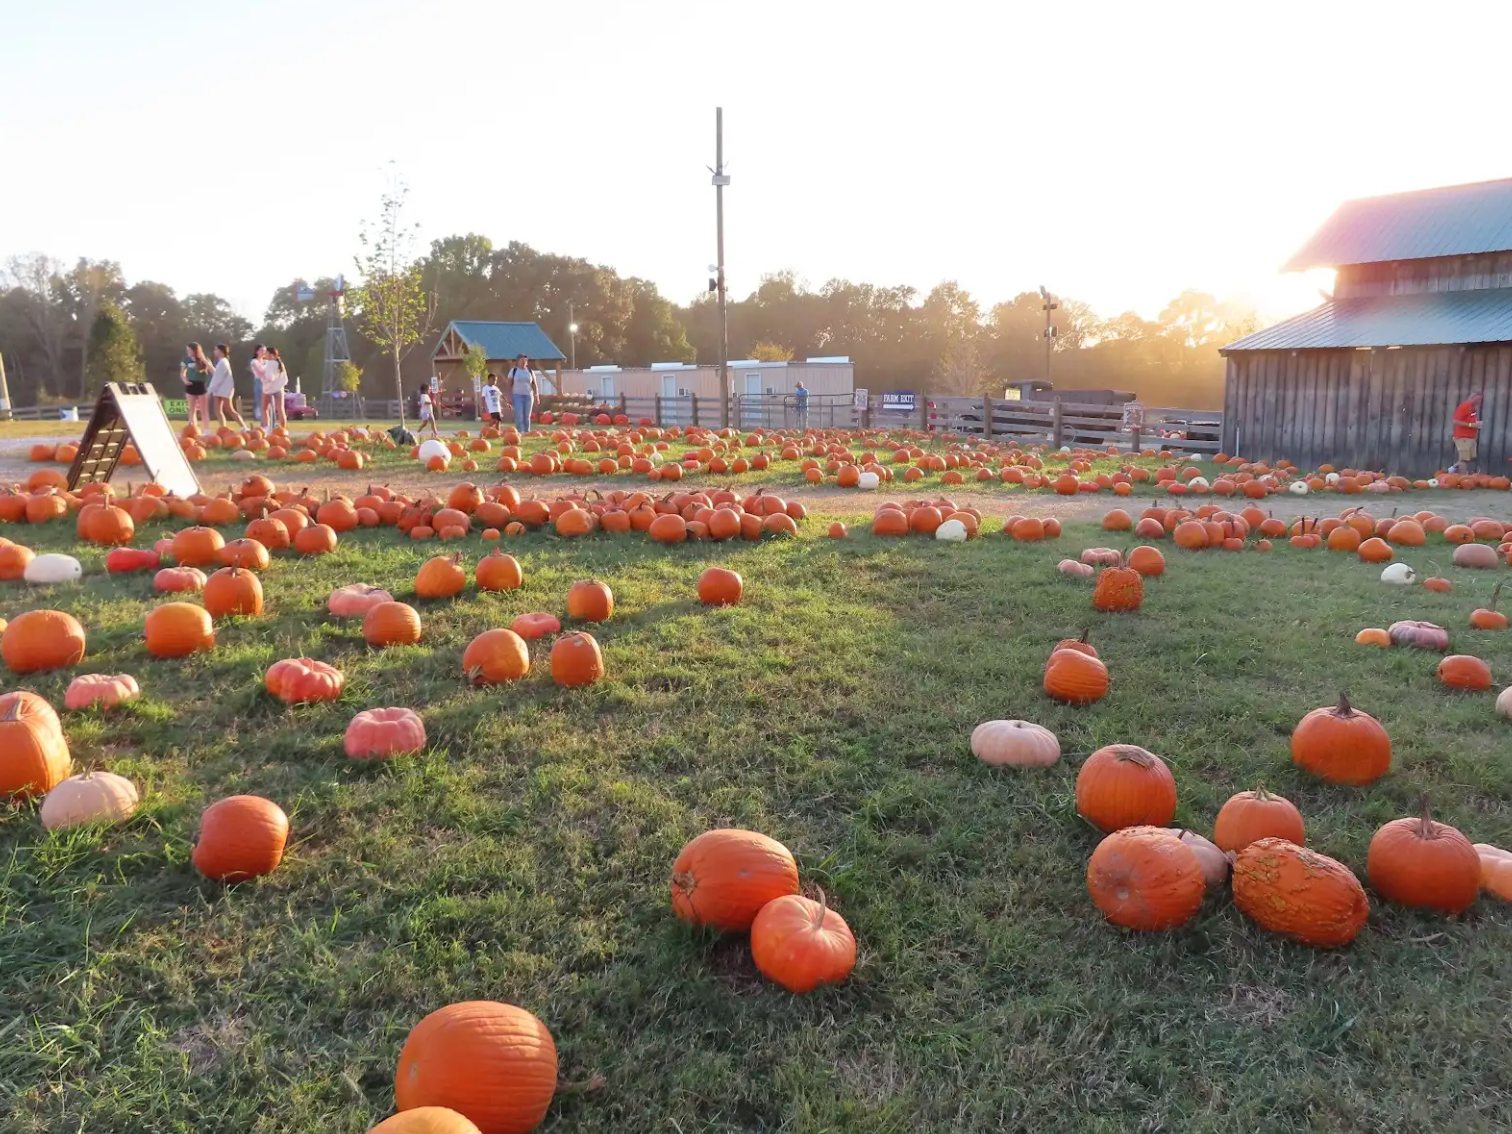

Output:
xmin=712 ymin=107 xmax=731 ymax=428
xmin=1039 ymin=285 xmax=1058 ymax=388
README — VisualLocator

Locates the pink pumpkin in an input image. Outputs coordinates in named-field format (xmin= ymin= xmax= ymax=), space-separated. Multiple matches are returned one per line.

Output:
xmin=64 ymin=673 xmax=141 ymax=711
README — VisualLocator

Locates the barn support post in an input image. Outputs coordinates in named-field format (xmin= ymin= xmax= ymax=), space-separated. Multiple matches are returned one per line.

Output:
xmin=618 ymin=392 xmax=627 ymax=417
xmin=691 ymin=396 xmax=699 ymax=426
xmin=1051 ymin=401 xmax=1064 ymax=448
xmin=982 ymin=395 xmax=995 ymax=438
xmin=653 ymin=395 xmax=662 ymax=427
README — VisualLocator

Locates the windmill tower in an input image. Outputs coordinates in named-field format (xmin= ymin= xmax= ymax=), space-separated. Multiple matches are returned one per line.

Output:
xmin=293 ymin=277 xmax=353 ymax=397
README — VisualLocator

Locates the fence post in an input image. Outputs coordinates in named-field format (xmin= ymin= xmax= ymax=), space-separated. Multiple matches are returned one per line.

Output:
xmin=653 ymin=395 xmax=662 ymax=427
xmin=1051 ymin=401 xmax=1064 ymax=448
xmin=691 ymin=396 xmax=699 ymax=427
xmin=982 ymin=395 xmax=994 ymax=439
xmin=1130 ymin=426 xmax=1141 ymax=454
xmin=917 ymin=398 xmax=928 ymax=434
xmin=618 ymin=393 xmax=627 ymax=418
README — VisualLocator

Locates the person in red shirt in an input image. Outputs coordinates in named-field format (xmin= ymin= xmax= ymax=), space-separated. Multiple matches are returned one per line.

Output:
xmin=1451 ymin=392 xmax=1483 ymax=473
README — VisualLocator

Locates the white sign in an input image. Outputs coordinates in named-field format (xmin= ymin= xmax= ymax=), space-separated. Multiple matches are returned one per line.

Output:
xmin=854 ymin=388 xmax=869 ymax=412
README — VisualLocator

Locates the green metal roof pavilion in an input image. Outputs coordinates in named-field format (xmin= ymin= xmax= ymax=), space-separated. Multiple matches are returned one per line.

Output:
xmin=433 ymin=321 xmax=566 ymax=363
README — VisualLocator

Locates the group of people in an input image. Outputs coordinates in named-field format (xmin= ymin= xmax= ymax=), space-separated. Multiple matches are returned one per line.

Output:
xmin=417 ymin=353 xmax=539 ymax=438
xmin=180 ymin=343 xmax=288 ymax=432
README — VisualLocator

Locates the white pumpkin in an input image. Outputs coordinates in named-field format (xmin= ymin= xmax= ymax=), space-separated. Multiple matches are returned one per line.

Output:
xmin=417 ymin=438 xmax=451 ymax=465
xmin=1380 ymin=562 xmax=1417 ymax=585
xmin=856 ymin=471 xmax=880 ymax=490
xmin=1497 ymin=687 xmax=1512 ymax=719
xmin=970 ymin=720 xmax=1060 ymax=767
xmin=229 ymin=449 xmax=255 ymax=462
xmin=1059 ymin=445 xmax=1072 ymax=453
xmin=40 ymin=771 xmax=140 ymax=830
xmin=1289 ymin=480 xmax=1310 ymax=496
xmin=935 ymin=519 xmax=968 ymax=542
xmin=1428 ymin=478 xmax=1440 ymax=489
xmin=1188 ymin=476 xmax=1209 ymax=491
xmin=24 ymin=553 xmax=82 ymax=585
xmin=1178 ymin=830 xmax=1230 ymax=888
xmin=1325 ymin=472 xmax=1341 ymax=484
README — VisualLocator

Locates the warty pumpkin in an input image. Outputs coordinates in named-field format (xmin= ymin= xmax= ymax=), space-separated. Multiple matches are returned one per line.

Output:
xmin=1290 ymin=692 xmax=1391 ymax=785
xmin=671 ymin=828 xmax=800 ymax=932
xmin=970 ymin=719 xmax=1060 ymax=767
xmin=750 ymin=891 xmax=857 ymax=993
xmin=0 ymin=693 xmax=71 ymax=797
xmin=550 ymin=631 xmax=603 ymax=687
xmin=345 ymin=707 xmax=427 ymax=760
xmin=3 ymin=609 xmax=87 ymax=673
xmin=39 ymin=770 xmax=139 ymax=830
xmin=566 ymin=579 xmax=614 ymax=622
xmin=192 ymin=794 xmax=289 ymax=881
xmin=463 ymin=629 xmax=531 ymax=686
xmin=1366 ymin=801 xmax=1480 ymax=914
xmin=1092 ymin=557 xmax=1143 ymax=613
xmin=1231 ymin=838 xmax=1369 ymax=948
xmin=1086 ymin=825 xmax=1205 ymax=931
xmin=265 ymin=657 xmax=345 ymax=704
xmin=1213 ymin=785 xmax=1305 ymax=852
xmin=395 ymin=1001 xmax=557 ymax=1134
xmin=1075 ymin=744 xmax=1177 ymax=832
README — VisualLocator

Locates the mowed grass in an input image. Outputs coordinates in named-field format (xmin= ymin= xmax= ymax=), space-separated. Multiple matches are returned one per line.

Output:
xmin=2 ymin=518 xmax=1512 ymax=1133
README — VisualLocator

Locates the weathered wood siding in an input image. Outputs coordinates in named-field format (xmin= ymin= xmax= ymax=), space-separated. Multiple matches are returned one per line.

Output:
xmin=1335 ymin=253 xmax=1512 ymax=298
xmin=1221 ymin=345 xmax=1512 ymax=475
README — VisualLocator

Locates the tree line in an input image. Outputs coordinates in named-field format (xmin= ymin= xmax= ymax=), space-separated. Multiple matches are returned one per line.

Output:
xmin=1 ymin=242 xmax=1260 ymax=411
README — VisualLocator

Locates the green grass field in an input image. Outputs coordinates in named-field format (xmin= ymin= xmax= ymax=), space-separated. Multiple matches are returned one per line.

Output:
xmin=3 ymin=516 xmax=1511 ymax=1132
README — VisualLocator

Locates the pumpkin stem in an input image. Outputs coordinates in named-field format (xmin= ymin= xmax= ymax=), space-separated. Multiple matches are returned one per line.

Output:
xmin=1418 ymin=794 xmax=1435 ymax=838
xmin=813 ymin=886 xmax=830 ymax=927
xmin=1492 ymin=581 xmax=1505 ymax=612
xmin=1253 ymin=782 xmax=1271 ymax=801
xmin=1335 ymin=690 xmax=1354 ymax=717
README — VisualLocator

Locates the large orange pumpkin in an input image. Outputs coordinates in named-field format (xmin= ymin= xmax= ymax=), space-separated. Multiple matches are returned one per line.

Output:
xmin=750 ymin=891 xmax=857 ymax=993
xmin=1042 ymin=647 xmax=1109 ymax=705
xmin=192 ymin=794 xmax=289 ymax=882
xmin=395 ymin=1001 xmax=557 ymax=1134
xmin=1075 ymin=745 xmax=1177 ymax=831
xmin=671 ymin=828 xmax=800 ymax=932
xmin=369 ymin=1107 xmax=483 ymax=1133
xmin=415 ymin=554 xmax=468 ymax=600
xmin=171 ymin=526 xmax=226 ymax=567
xmin=145 ymin=602 xmax=215 ymax=658
xmin=697 ymin=567 xmax=743 ymax=606
xmin=1086 ymin=825 xmax=1205 ymax=931
xmin=1290 ymin=692 xmax=1391 ymax=785
xmin=566 ymin=579 xmax=614 ymax=622
xmin=549 ymin=631 xmax=603 ymax=687
xmin=3 ymin=609 xmax=87 ymax=673
xmin=1366 ymin=802 xmax=1480 ymax=914
xmin=463 ymin=629 xmax=531 ymax=685
xmin=1231 ymin=838 xmax=1369 ymax=948
xmin=475 ymin=550 xmax=523 ymax=592
xmin=364 ymin=602 xmax=423 ymax=647
xmin=0 ymin=691 xmax=71 ymax=798
xmin=203 ymin=565 xmax=265 ymax=618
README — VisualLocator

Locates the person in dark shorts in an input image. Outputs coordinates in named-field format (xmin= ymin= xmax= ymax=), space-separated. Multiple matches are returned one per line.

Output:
xmin=181 ymin=342 xmax=212 ymax=431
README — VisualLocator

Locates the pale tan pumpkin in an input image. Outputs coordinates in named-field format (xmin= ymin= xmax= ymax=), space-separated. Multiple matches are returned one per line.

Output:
xmin=40 ymin=771 xmax=139 ymax=830
xmin=969 ymin=720 xmax=1060 ymax=767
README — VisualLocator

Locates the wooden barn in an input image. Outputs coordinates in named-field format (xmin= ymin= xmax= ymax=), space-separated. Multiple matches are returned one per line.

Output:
xmin=430 ymin=321 xmax=567 ymax=400
xmin=1221 ymin=177 xmax=1512 ymax=475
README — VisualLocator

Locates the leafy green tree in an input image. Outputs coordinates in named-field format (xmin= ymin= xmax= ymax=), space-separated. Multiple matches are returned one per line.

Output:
xmin=333 ymin=360 xmax=363 ymax=393
xmin=749 ymin=340 xmax=793 ymax=362
xmin=462 ymin=342 xmax=489 ymax=385
xmin=349 ymin=176 xmax=437 ymax=426
xmin=83 ymin=302 xmax=144 ymax=395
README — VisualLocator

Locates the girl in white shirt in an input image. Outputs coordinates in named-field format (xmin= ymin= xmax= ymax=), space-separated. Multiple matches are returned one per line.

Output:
xmin=262 ymin=347 xmax=289 ymax=430
xmin=416 ymin=384 xmax=440 ymax=438
xmin=208 ymin=343 xmax=247 ymax=430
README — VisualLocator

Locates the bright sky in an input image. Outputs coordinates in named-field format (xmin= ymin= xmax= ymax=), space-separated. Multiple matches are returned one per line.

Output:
xmin=4 ymin=1 xmax=1510 ymax=328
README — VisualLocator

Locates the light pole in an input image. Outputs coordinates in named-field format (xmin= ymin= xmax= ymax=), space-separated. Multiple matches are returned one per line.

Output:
xmin=567 ymin=301 xmax=578 ymax=371
xmin=711 ymin=107 xmax=730 ymax=428
xmin=1039 ymin=285 xmax=1058 ymax=387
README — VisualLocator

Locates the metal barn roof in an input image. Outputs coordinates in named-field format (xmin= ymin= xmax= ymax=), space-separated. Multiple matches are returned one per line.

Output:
xmin=443 ymin=321 xmax=566 ymax=361
xmin=1223 ymin=288 xmax=1512 ymax=352
xmin=1284 ymin=177 xmax=1512 ymax=270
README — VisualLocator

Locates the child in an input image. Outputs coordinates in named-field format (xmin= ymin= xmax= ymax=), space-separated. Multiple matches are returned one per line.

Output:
xmin=417 ymin=384 xmax=440 ymax=438
xmin=481 ymin=373 xmax=505 ymax=423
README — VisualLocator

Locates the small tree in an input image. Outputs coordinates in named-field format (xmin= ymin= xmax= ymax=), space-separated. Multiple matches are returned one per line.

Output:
xmin=83 ymin=302 xmax=144 ymax=396
xmin=749 ymin=340 xmax=794 ymax=362
xmin=333 ymin=360 xmax=363 ymax=393
xmin=349 ymin=174 xmax=437 ymax=426
xmin=462 ymin=342 xmax=489 ymax=387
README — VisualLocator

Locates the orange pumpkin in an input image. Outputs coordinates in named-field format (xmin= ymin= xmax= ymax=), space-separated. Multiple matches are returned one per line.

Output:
xmin=145 ymin=602 xmax=215 ymax=658
xmin=154 ymin=566 xmax=208 ymax=594
xmin=363 ymin=602 xmax=423 ymax=647
xmin=671 ymin=828 xmax=800 ymax=932
xmin=1075 ymin=745 xmax=1177 ymax=832
xmin=550 ymin=631 xmax=603 ymax=687
xmin=1290 ymin=692 xmax=1391 ymax=785
xmin=476 ymin=550 xmax=524 ymax=592
xmin=1232 ymin=838 xmax=1369 ymax=948
xmin=1437 ymin=654 xmax=1492 ymax=691
xmin=1366 ymin=802 xmax=1481 ymax=914
xmin=750 ymin=891 xmax=857 ymax=993
xmin=696 ymin=567 xmax=743 ymax=606
xmin=415 ymin=554 xmax=468 ymax=600
xmin=171 ymin=526 xmax=226 ymax=567
xmin=1086 ymin=825 xmax=1205 ymax=931
xmin=220 ymin=537 xmax=271 ymax=571
xmin=566 ymin=579 xmax=614 ymax=622
xmin=203 ymin=565 xmax=265 ymax=618
xmin=395 ymin=1001 xmax=557 ymax=1134
xmin=462 ymin=629 xmax=531 ymax=686
xmin=0 ymin=691 xmax=71 ymax=798
xmin=294 ymin=522 xmax=339 ymax=556
xmin=192 ymin=794 xmax=289 ymax=882
xmin=1042 ymin=647 xmax=1109 ymax=705
xmin=1213 ymin=785 xmax=1305 ymax=852
xmin=511 ymin=612 xmax=561 ymax=641
xmin=3 ymin=609 xmax=87 ymax=673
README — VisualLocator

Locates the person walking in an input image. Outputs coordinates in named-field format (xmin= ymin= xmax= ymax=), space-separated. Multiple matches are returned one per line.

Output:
xmin=1451 ymin=391 xmax=1483 ymax=474
xmin=416 ymin=383 xmax=441 ymax=439
xmin=261 ymin=347 xmax=289 ymax=431
xmin=181 ymin=342 xmax=212 ymax=432
xmin=208 ymin=343 xmax=246 ymax=429
xmin=508 ymin=354 xmax=538 ymax=434
xmin=480 ymin=373 xmax=505 ymax=424
xmin=794 ymin=379 xmax=810 ymax=430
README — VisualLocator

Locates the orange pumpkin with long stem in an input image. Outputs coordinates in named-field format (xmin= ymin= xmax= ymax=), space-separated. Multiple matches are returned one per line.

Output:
xmin=1290 ymin=692 xmax=1391 ymax=785
xmin=750 ymin=890 xmax=857 ymax=992
xmin=1367 ymin=799 xmax=1480 ymax=914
